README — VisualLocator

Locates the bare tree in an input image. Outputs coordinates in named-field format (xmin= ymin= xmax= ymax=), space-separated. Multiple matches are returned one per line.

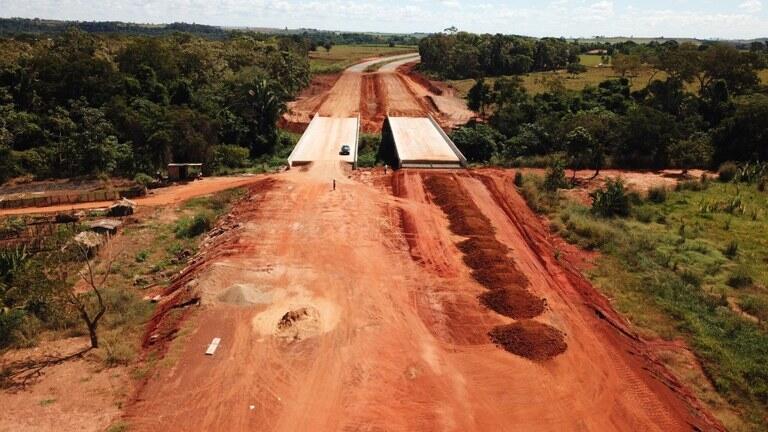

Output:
xmin=61 ymin=237 xmax=117 ymax=349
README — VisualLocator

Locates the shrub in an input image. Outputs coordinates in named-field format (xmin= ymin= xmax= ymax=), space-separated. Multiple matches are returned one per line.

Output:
xmin=647 ymin=186 xmax=667 ymax=203
xmin=98 ymin=333 xmax=135 ymax=367
xmin=513 ymin=171 xmax=523 ymax=187
xmin=212 ymin=144 xmax=250 ymax=171
xmin=543 ymin=158 xmax=568 ymax=192
xmin=633 ymin=206 xmax=655 ymax=223
xmin=566 ymin=62 xmax=588 ymax=74
xmin=133 ymin=172 xmax=154 ymax=186
xmin=174 ymin=212 xmax=214 ymax=238
xmin=718 ymin=161 xmax=738 ymax=182
xmin=590 ymin=178 xmax=630 ymax=217
xmin=520 ymin=179 xmax=545 ymax=213
xmin=676 ymin=179 xmax=709 ymax=191
xmin=727 ymin=267 xmax=753 ymax=288
xmin=0 ymin=309 xmax=25 ymax=349
xmin=741 ymin=296 xmax=768 ymax=322
xmin=558 ymin=206 xmax=622 ymax=250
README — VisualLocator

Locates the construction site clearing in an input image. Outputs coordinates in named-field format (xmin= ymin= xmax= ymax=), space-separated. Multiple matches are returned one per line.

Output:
xmin=1 ymin=52 xmax=729 ymax=432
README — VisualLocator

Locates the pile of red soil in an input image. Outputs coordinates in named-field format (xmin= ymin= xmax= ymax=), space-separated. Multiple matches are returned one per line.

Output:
xmin=480 ymin=288 xmax=546 ymax=319
xmin=488 ymin=321 xmax=567 ymax=361
xmin=423 ymin=175 xmax=494 ymax=237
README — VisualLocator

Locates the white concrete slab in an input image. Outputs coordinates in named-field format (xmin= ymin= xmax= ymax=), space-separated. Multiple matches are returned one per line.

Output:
xmin=288 ymin=116 xmax=359 ymax=166
xmin=388 ymin=117 xmax=462 ymax=165
xmin=205 ymin=337 xmax=221 ymax=355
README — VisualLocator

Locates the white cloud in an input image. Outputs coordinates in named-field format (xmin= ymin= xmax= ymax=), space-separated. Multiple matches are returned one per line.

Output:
xmin=740 ymin=0 xmax=763 ymax=13
xmin=0 ymin=0 xmax=767 ymax=38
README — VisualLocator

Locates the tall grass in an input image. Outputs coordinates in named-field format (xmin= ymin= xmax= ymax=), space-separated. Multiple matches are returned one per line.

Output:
xmin=527 ymin=177 xmax=768 ymax=429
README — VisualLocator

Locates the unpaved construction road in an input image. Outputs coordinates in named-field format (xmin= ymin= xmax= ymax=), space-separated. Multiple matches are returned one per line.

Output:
xmin=126 ymin=57 xmax=723 ymax=431
xmin=285 ymin=53 xmax=473 ymax=133
xmin=0 ymin=176 xmax=265 ymax=216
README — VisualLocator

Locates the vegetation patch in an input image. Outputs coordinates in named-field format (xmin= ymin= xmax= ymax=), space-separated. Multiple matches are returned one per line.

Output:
xmin=527 ymin=174 xmax=768 ymax=429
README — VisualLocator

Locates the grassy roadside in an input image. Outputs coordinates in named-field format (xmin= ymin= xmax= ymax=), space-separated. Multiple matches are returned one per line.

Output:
xmin=517 ymin=173 xmax=768 ymax=431
xmin=309 ymin=44 xmax=417 ymax=74
xmin=0 ymin=187 xmax=245 ymax=372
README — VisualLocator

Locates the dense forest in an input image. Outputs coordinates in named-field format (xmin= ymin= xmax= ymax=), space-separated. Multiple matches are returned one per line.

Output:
xmin=0 ymin=18 xmax=228 ymax=38
xmin=0 ymin=28 xmax=312 ymax=183
xmin=441 ymin=38 xmax=768 ymax=171
xmin=418 ymin=32 xmax=768 ymax=80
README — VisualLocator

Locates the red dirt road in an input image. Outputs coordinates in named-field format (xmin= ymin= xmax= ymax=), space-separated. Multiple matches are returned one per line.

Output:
xmin=0 ymin=176 xmax=264 ymax=216
xmin=285 ymin=54 xmax=473 ymax=133
xmin=125 ymin=57 xmax=723 ymax=431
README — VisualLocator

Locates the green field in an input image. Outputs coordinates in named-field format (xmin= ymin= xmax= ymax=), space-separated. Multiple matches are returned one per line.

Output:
xmin=309 ymin=44 xmax=417 ymax=74
xmin=449 ymin=66 xmax=768 ymax=97
xmin=519 ymin=174 xmax=768 ymax=431
xmin=448 ymin=66 xmax=663 ymax=97
xmin=579 ymin=54 xmax=607 ymax=67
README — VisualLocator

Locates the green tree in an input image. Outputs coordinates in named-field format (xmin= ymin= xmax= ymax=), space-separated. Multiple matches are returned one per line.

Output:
xmin=667 ymin=132 xmax=713 ymax=175
xmin=612 ymin=53 xmax=641 ymax=78
xmin=451 ymin=123 xmax=501 ymax=163
xmin=467 ymin=78 xmax=491 ymax=116
xmin=565 ymin=126 xmax=604 ymax=179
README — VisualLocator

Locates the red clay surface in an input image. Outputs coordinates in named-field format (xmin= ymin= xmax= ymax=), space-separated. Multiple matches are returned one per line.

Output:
xmin=0 ymin=176 xmax=265 ymax=216
xmin=284 ymin=54 xmax=474 ymax=133
xmin=122 ymin=57 xmax=725 ymax=431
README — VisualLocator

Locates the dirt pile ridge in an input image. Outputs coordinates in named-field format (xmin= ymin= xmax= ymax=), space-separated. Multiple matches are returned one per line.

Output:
xmin=489 ymin=321 xmax=567 ymax=361
xmin=422 ymin=173 xmax=563 ymax=360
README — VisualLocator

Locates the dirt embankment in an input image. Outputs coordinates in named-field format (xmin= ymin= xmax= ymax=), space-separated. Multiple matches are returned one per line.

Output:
xmin=422 ymin=173 xmax=566 ymax=360
xmin=281 ymin=73 xmax=340 ymax=133
xmin=139 ymin=178 xmax=277 ymax=360
xmin=470 ymin=169 xmax=726 ymax=431
xmin=390 ymin=168 xmax=724 ymax=431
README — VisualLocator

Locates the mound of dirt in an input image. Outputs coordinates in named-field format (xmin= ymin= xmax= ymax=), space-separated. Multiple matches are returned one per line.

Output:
xmin=480 ymin=288 xmax=546 ymax=319
xmin=217 ymin=284 xmax=271 ymax=306
xmin=423 ymin=175 xmax=495 ymax=237
xmin=276 ymin=307 xmax=321 ymax=342
xmin=488 ymin=321 xmax=567 ymax=361
xmin=471 ymin=267 xmax=530 ymax=290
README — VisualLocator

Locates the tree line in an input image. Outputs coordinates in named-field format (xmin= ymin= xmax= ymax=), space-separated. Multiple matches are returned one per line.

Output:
xmin=0 ymin=29 xmax=312 ymax=183
xmin=0 ymin=18 xmax=228 ymax=38
xmin=450 ymin=41 xmax=768 ymax=172
xmin=419 ymin=32 xmax=581 ymax=79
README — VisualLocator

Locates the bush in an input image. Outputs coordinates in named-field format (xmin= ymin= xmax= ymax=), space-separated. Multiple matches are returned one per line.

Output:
xmin=718 ymin=161 xmax=738 ymax=182
xmin=174 ymin=212 xmax=214 ymax=238
xmin=558 ymin=206 xmax=622 ymax=250
xmin=647 ymin=186 xmax=667 ymax=203
xmin=676 ymin=179 xmax=709 ymax=191
xmin=543 ymin=159 xmax=568 ymax=192
xmin=0 ymin=309 xmax=25 ymax=349
xmin=724 ymin=240 xmax=739 ymax=259
xmin=212 ymin=144 xmax=250 ymax=171
xmin=133 ymin=172 xmax=154 ymax=186
xmin=633 ymin=206 xmax=656 ymax=223
xmin=513 ymin=171 xmax=523 ymax=187
xmin=727 ymin=267 xmax=753 ymax=288
xmin=566 ymin=63 xmax=588 ymax=74
xmin=98 ymin=333 xmax=135 ymax=367
xmin=741 ymin=296 xmax=768 ymax=322
xmin=590 ymin=178 xmax=630 ymax=217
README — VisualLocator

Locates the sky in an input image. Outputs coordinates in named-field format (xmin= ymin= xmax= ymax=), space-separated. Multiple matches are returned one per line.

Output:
xmin=1 ymin=0 xmax=766 ymax=39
